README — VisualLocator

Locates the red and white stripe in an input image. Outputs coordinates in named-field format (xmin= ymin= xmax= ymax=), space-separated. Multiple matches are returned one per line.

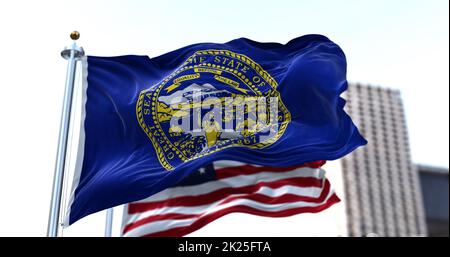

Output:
xmin=122 ymin=160 xmax=340 ymax=237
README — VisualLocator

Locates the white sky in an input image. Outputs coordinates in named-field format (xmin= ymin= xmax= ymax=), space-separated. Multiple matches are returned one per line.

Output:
xmin=0 ymin=0 xmax=448 ymax=236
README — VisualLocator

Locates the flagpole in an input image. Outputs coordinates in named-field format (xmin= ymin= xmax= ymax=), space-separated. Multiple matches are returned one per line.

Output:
xmin=104 ymin=208 xmax=114 ymax=237
xmin=47 ymin=31 xmax=85 ymax=237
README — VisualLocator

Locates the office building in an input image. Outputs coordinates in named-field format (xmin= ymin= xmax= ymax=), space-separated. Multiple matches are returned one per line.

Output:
xmin=340 ymin=84 xmax=427 ymax=236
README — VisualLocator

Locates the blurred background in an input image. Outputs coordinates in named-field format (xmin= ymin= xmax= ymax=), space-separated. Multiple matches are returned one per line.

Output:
xmin=0 ymin=0 xmax=447 ymax=236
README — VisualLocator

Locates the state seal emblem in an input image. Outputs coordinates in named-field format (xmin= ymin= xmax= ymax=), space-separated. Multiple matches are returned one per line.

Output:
xmin=136 ymin=50 xmax=291 ymax=170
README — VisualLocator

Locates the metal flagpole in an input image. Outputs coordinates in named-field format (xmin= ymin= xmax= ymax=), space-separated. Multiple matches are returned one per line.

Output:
xmin=47 ymin=31 xmax=85 ymax=237
xmin=104 ymin=208 xmax=114 ymax=237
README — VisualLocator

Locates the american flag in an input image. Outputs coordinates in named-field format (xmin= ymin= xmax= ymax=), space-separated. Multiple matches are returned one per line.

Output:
xmin=121 ymin=160 xmax=340 ymax=237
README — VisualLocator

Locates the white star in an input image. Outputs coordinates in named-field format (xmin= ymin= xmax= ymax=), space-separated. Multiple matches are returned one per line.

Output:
xmin=199 ymin=168 xmax=206 ymax=174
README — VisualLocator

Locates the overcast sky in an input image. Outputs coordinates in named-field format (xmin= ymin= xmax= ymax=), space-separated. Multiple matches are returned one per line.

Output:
xmin=0 ymin=0 xmax=448 ymax=236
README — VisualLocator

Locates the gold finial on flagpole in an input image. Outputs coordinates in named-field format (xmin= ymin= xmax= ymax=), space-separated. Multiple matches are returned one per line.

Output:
xmin=70 ymin=31 xmax=80 ymax=40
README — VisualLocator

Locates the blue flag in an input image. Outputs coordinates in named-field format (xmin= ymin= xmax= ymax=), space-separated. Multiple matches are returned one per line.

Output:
xmin=65 ymin=34 xmax=367 ymax=225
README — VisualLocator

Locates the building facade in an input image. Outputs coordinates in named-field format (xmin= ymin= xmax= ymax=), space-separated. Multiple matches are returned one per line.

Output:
xmin=417 ymin=164 xmax=449 ymax=237
xmin=341 ymin=84 xmax=427 ymax=236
